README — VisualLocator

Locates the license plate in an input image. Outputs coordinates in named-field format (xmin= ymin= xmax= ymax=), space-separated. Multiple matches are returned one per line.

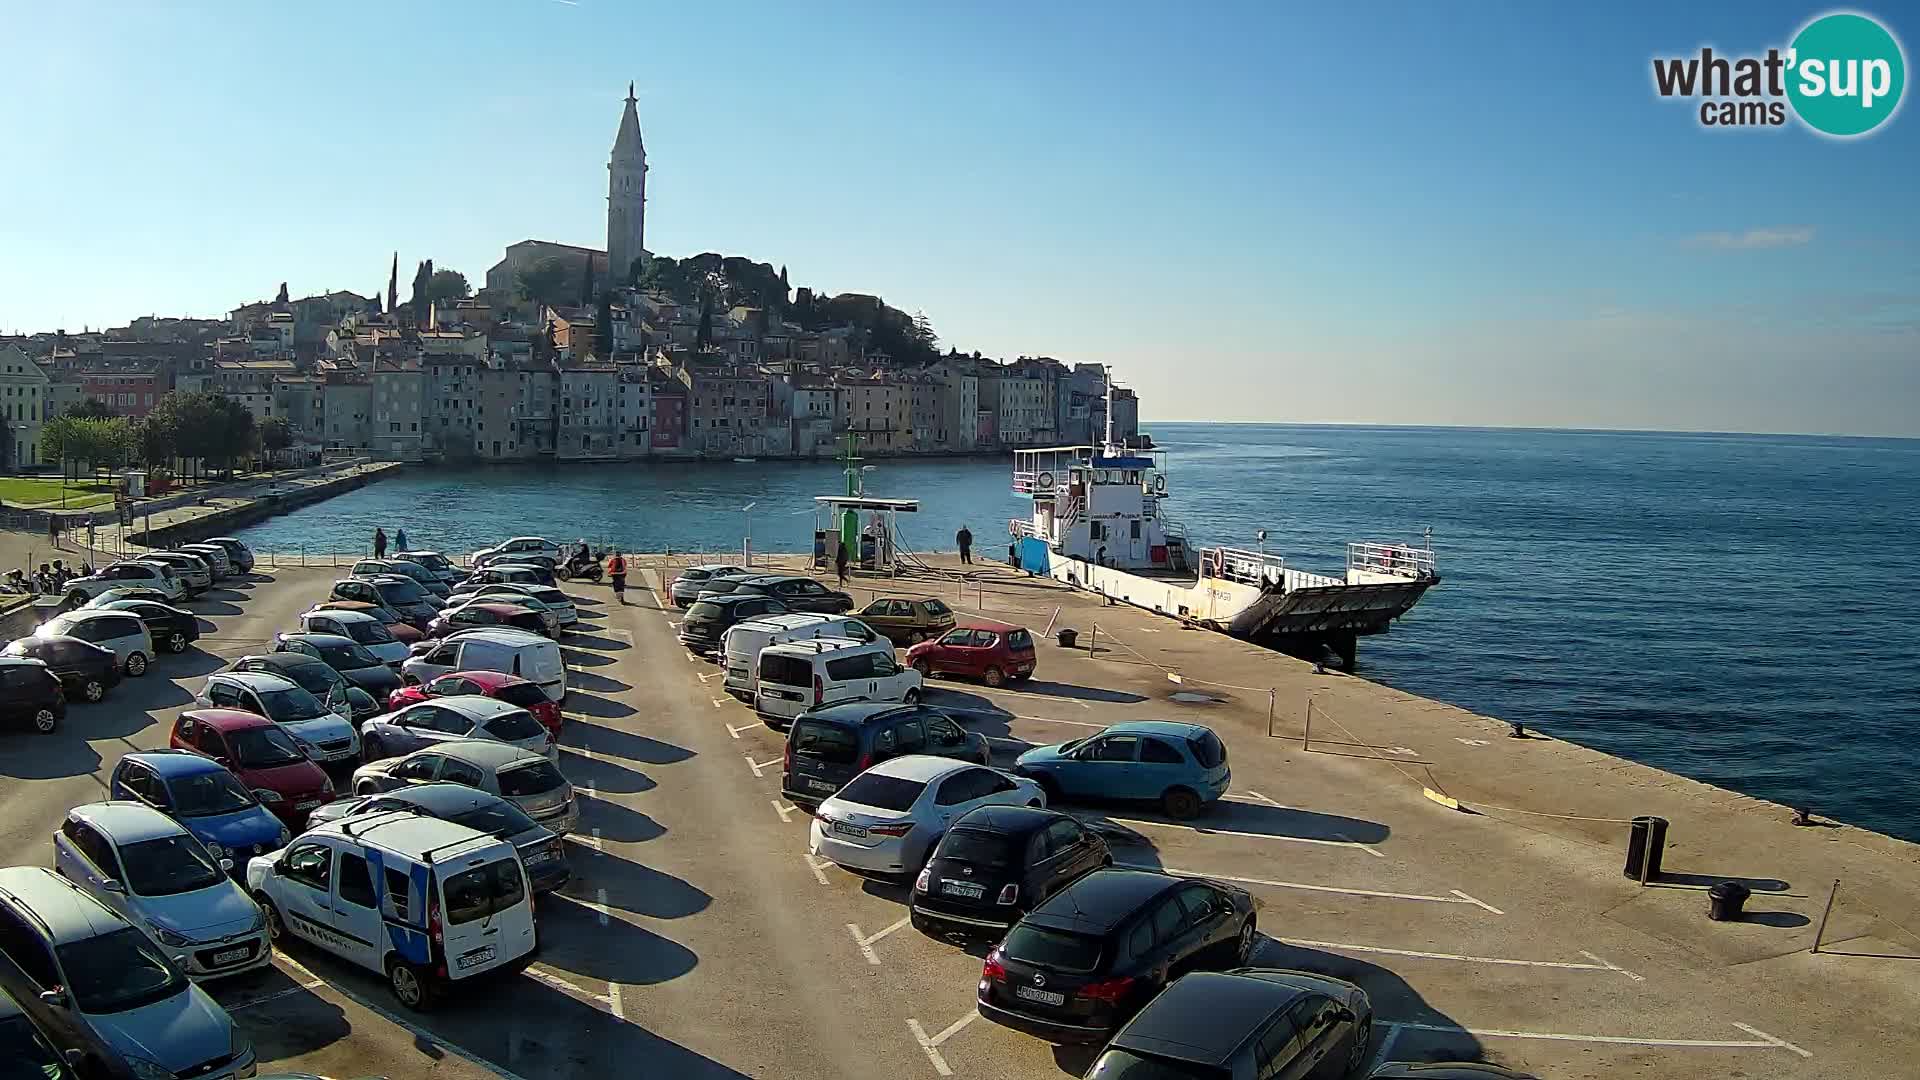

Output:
xmin=941 ymin=880 xmax=985 ymax=899
xmin=829 ymin=820 xmax=868 ymax=838
xmin=456 ymin=946 xmax=496 ymax=970
xmin=1015 ymin=985 xmax=1065 ymax=1006
xmin=212 ymin=946 xmax=251 ymax=966
xmin=295 ymin=800 xmax=321 ymax=810
xmin=524 ymin=848 xmax=551 ymax=864
xmin=807 ymin=778 xmax=837 ymax=793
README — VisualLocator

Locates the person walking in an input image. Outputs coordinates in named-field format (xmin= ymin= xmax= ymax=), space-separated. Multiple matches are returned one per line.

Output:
xmin=956 ymin=525 xmax=973 ymax=565
xmin=835 ymin=540 xmax=849 ymax=585
xmin=86 ymin=518 xmax=96 ymax=553
xmin=607 ymin=550 xmax=628 ymax=604
xmin=373 ymin=527 xmax=388 ymax=559
xmin=394 ymin=527 xmax=409 ymax=553
xmin=48 ymin=515 xmax=60 ymax=550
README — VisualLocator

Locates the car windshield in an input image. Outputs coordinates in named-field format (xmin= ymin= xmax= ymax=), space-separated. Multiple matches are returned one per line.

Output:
xmin=686 ymin=602 xmax=725 ymax=620
xmin=449 ymin=800 xmax=540 ymax=837
xmin=376 ymin=579 xmax=427 ymax=604
xmin=1002 ymin=924 xmax=1104 ymax=973
xmin=1189 ymin=730 xmax=1226 ymax=770
xmin=835 ymin=774 xmax=926 ymax=812
xmin=937 ymin=828 xmax=1016 ymax=868
xmin=169 ymin=771 xmax=257 ymax=817
xmin=497 ymin=760 xmax=565 ymax=797
xmin=412 ymin=553 xmax=451 ymax=571
xmin=1006 ymin=628 xmax=1034 ymax=650
xmin=484 ymin=709 xmax=545 ymax=741
xmin=924 ymin=599 xmax=952 ymax=617
xmin=759 ymin=654 xmax=815 ymax=689
xmin=492 ymin=683 xmax=550 ymax=709
xmin=273 ymin=662 xmax=340 ymax=697
xmin=317 ymin=641 xmax=383 ymax=669
xmin=341 ymin=620 xmax=396 ymax=645
xmin=230 ymin=725 xmax=306 ymax=767
xmin=259 ymin=686 xmax=328 ymax=722
xmin=117 ymin=835 xmax=224 ymax=897
xmin=1085 ymin=1049 xmax=1227 ymax=1080
xmin=680 ymin=569 xmax=711 ymax=582
xmin=442 ymin=859 xmax=526 ymax=926
xmin=53 ymin=927 xmax=186 ymax=1014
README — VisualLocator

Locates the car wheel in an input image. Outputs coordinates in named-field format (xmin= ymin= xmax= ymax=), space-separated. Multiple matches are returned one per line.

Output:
xmin=1347 ymin=1016 xmax=1372 ymax=1076
xmin=1236 ymin=916 xmax=1258 ymax=964
xmin=1162 ymin=786 xmax=1202 ymax=820
xmin=906 ymin=631 xmax=925 ymax=645
xmin=983 ymin=665 xmax=1005 ymax=688
xmin=31 ymin=708 xmax=58 ymax=734
xmin=902 ymin=688 xmax=920 ymax=705
xmin=912 ymin=659 xmax=932 ymax=677
xmin=258 ymin=896 xmax=287 ymax=943
xmin=388 ymin=961 xmax=435 ymax=1011
xmin=83 ymin=679 xmax=105 ymax=703
xmin=65 ymin=591 xmax=87 ymax=608
xmin=125 ymin=652 xmax=148 ymax=677
xmin=1035 ymin=774 xmax=1062 ymax=803
xmin=167 ymin=631 xmax=189 ymax=653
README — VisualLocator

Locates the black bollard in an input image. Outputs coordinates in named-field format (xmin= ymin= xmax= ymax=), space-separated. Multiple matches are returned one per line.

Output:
xmin=1707 ymin=881 xmax=1751 ymax=921
xmin=1624 ymin=815 xmax=1669 ymax=881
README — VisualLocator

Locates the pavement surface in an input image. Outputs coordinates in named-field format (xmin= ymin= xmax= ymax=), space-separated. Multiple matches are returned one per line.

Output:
xmin=0 ymin=557 xmax=1912 ymax=1079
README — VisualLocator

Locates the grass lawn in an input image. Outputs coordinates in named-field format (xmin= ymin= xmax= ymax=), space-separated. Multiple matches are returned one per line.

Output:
xmin=0 ymin=476 xmax=119 ymax=509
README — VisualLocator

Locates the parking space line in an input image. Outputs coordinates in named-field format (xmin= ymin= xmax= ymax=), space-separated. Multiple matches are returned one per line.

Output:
xmin=846 ymin=915 xmax=911 ymax=964
xmin=746 ymin=755 xmax=780 ymax=777
xmin=906 ymin=1010 xmax=979 ymax=1077
xmin=526 ymin=966 xmax=613 ymax=1006
xmin=727 ymin=722 xmax=758 ymax=740
xmin=712 ymin=697 xmax=728 ymax=708
xmin=1368 ymin=1023 xmax=1403 ymax=1073
xmin=1092 ymin=815 xmax=1384 ymax=856
xmin=225 ymin=977 xmax=325 ymax=1011
xmin=1281 ymin=937 xmax=1639 ymax=979
xmin=577 ymin=827 xmax=603 ymax=852
xmin=697 ymin=670 xmax=721 ymax=681
xmin=1127 ymin=863 xmax=1502 ymax=914
xmin=1449 ymin=889 xmax=1505 ymax=915
xmin=1392 ymin=1020 xmax=1812 ymax=1055
xmin=772 ymin=800 xmax=798 ymax=823
xmin=1015 ymin=713 xmax=1105 ymax=729
xmin=594 ymin=888 xmax=611 ymax=926
xmin=803 ymin=853 xmax=831 ymax=885
xmin=1578 ymin=949 xmax=1645 ymax=982
xmin=1732 ymin=1022 xmax=1813 ymax=1057
xmin=609 ymin=981 xmax=625 ymax=1020
xmin=276 ymin=954 xmax=537 ymax=1080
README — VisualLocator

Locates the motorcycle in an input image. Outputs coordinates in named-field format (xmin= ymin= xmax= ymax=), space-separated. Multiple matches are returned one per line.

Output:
xmin=557 ymin=550 xmax=603 ymax=583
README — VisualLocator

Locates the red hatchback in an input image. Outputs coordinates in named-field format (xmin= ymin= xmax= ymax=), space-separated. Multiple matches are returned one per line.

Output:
xmin=384 ymin=669 xmax=564 ymax=738
xmin=169 ymin=708 xmax=335 ymax=824
xmin=905 ymin=618 xmax=1038 ymax=688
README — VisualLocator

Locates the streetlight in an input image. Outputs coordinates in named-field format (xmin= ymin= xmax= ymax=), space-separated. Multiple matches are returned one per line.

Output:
xmin=741 ymin=501 xmax=757 ymax=565
xmin=859 ymin=464 xmax=877 ymax=497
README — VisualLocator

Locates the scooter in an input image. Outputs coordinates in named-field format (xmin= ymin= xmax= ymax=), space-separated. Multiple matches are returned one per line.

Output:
xmin=557 ymin=550 xmax=603 ymax=583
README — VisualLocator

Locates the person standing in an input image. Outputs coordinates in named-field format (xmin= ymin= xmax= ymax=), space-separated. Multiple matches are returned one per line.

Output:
xmin=48 ymin=515 xmax=60 ymax=550
xmin=373 ymin=527 xmax=387 ymax=559
xmin=86 ymin=518 xmax=96 ymax=552
xmin=956 ymin=525 xmax=973 ymax=565
xmin=608 ymin=550 xmax=628 ymax=604
xmin=835 ymin=540 xmax=849 ymax=585
xmin=394 ymin=527 xmax=409 ymax=552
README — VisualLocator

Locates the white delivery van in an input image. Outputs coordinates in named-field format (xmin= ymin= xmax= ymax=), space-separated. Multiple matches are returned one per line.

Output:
xmin=721 ymin=613 xmax=880 ymax=701
xmin=754 ymin=636 xmax=923 ymax=728
xmin=245 ymin=809 xmax=537 ymax=1009
xmin=402 ymin=628 xmax=567 ymax=703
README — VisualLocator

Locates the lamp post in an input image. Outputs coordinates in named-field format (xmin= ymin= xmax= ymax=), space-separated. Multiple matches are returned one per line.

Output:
xmin=741 ymin=501 xmax=757 ymax=565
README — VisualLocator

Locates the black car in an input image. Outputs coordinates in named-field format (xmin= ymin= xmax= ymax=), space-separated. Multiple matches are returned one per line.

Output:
xmin=1 ymin=951 xmax=141 ymax=1080
xmin=912 ymin=805 xmax=1111 ymax=936
xmin=97 ymin=599 xmax=200 ymax=653
xmin=231 ymin=653 xmax=379 ymax=721
xmin=1084 ymin=968 xmax=1374 ymax=1080
xmin=272 ymin=632 xmax=404 ymax=697
xmin=0 ymin=637 xmax=120 ymax=703
xmin=711 ymin=575 xmax=854 ymax=614
xmin=679 ymin=594 xmax=789 ymax=653
xmin=0 ymin=658 xmax=66 ymax=734
xmin=782 ymin=702 xmax=988 ymax=802
xmin=978 ymin=869 xmax=1257 ymax=1045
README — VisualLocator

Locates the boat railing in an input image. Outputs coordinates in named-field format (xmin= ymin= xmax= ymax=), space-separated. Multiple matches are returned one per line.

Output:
xmin=1057 ymin=495 xmax=1083 ymax=529
xmin=1009 ymin=518 xmax=1039 ymax=540
xmin=1348 ymin=541 xmax=1437 ymax=579
xmin=1205 ymin=545 xmax=1287 ymax=585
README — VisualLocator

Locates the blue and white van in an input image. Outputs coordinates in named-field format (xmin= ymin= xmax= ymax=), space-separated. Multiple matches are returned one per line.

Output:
xmin=244 ymin=810 xmax=537 ymax=1010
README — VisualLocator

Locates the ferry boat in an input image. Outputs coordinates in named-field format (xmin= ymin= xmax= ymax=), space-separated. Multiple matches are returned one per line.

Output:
xmin=1008 ymin=392 xmax=1438 ymax=669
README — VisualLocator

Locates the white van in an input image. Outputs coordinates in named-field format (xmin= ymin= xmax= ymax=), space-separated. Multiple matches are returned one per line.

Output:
xmin=245 ymin=810 xmax=537 ymax=1009
xmin=721 ymin=613 xmax=880 ymax=701
xmin=402 ymin=628 xmax=566 ymax=702
xmin=754 ymin=637 xmax=923 ymax=727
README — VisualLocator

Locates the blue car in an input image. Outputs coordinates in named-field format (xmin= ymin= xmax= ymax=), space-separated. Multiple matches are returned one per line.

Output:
xmin=108 ymin=751 xmax=290 ymax=874
xmin=1013 ymin=721 xmax=1230 ymax=820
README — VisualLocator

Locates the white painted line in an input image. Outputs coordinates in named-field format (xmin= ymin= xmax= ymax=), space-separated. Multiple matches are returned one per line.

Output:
xmin=609 ymin=980 xmax=625 ymax=1020
xmin=1125 ymin=864 xmax=1500 ymax=914
xmin=667 ymin=621 xmax=681 ymax=630
xmin=1392 ymin=1020 xmax=1811 ymax=1055
xmin=276 ymin=953 xmax=536 ymax=1080
xmin=907 ymin=1019 xmax=953 ymax=1076
xmin=1732 ymin=1022 xmax=1813 ymax=1058
xmin=577 ymin=828 xmax=603 ymax=852
xmin=225 ymin=978 xmax=325 ymax=1011
xmin=745 ymin=755 xmax=780 ymax=777
xmin=712 ymin=697 xmax=727 ymax=708
xmin=1015 ymin=713 xmax=1105 ymax=729
xmin=1077 ymin=701 xmax=1091 ymax=709
xmin=525 ymin=967 xmax=613 ymax=1006
xmin=1450 ymin=889 xmax=1505 ymax=915
xmin=697 ymin=670 xmax=721 ymax=682
xmin=1330 ymin=832 xmax=1386 ymax=858
xmin=1282 ymin=938 xmax=1632 ymax=977
xmin=772 ymin=800 xmax=797 ymax=823
xmin=848 ymin=923 xmax=882 ymax=965
xmin=606 ymin=628 xmax=634 ymax=645
xmin=803 ymin=853 xmax=831 ymax=885
xmin=1094 ymin=815 xmax=1383 ymax=856
xmin=1578 ymin=949 xmax=1645 ymax=982
xmin=1368 ymin=1022 xmax=1403 ymax=1074
xmin=1457 ymin=737 xmax=1490 ymax=746
xmin=594 ymin=888 xmax=610 ymax=926
xmin=727 ymin=722 xmax=758 ymax=740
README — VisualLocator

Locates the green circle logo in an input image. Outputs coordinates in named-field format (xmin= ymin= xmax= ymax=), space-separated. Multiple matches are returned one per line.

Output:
xmin=1787 ymin=12 xmax=1906 ymax=136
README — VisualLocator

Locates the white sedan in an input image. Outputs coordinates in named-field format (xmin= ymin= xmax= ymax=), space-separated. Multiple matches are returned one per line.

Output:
xmin=809 ymin=756 xmax=1046 ymax=877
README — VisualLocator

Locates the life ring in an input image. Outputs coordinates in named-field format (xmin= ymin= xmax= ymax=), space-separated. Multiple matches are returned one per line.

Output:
xmin=1036 ymin=472 xmax=1056 ymax=490
xmin=1153 ymin=475 xmax=1167 ymax=493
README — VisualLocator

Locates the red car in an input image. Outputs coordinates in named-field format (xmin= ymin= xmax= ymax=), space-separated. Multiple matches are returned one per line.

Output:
xmin=168 ymin=708 xmax=335 ymax=825
xmin=424 ymin=602 xmax=550 ymax=640
xmin=905 ymin=618 xmax=1038 ymax=688
xmin=384 ymin=669 xmax=564 ymax=738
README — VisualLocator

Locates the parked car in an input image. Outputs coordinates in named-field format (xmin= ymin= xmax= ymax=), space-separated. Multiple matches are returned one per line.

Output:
xmin=352 ymin=558 xmax=450 ymax=595
xmin=395 ymin=549 xmax=460 ymax=584
xmin=1085 ymin=969 xmax=1374 ymax=1080
xmin=0 ymin=657 xmax=65 ymax=733
xmin=295 ymin=609 xmax=408 ymax=665
xmin=668 ymin=564 xmax=757 ymax=607
xmin=142 ymin=553 xmax=211 ymax=595
xmin=1015 ymin=721 xmax=1230 ymax=821
xmin=679 ymin=594 xmax=789 ymax=654
xmin=0 ymin=970 xmax=145 ymax=1080
xmin=32 ymin=611 xmax=155 ymax=677
xmin=756 ymin=637 xmax=923 ymax=727
xmin=360 ymin=694 xmax=555 ymax=763
xmin=711 ymin=575 xmax=853 ymax=614
xmin=107 ymin=752 xmax=290 ymax=873
xmin=0 ymin=866 xmax=257 ymax=1080
xmin=402 ymin=628 xmax=566 ymax=702
xmin=202 ymin=537 xmax=255 ymax=573
xmin=906 ymin=619 xmax=1037 ymax=687
xmin=910 ymin=806 xmax=1110 ymax=937
xmin=977 ymin=868 xmax=1257 ymax=1044
xmin=426 ymin=602 xmax=550 ymax=640
xmin=306 ymin=600 xmax=424 ymax=645
xmin=474 ymin=582 xmax=577 ymax=627
xmin=177 ymin=544 xmax=233 ymax=579
xmin=347 ymin=741 xmax=577 ymax=835
xmin=721 ymin=613 xmax=881 ymax=701
xmin=81 ymin=587 xmax=175 ymax=610
xmin=272 ymin=633 xmax=403 ymax=699
xmin=858 ymin=596 xmax=958 ymax=645
xmin=782 ymin=702 xmax=984 ymax=805
xmin=0 ymin=637 xmax=119 ymax=703
xmin=62 ymin=562 xmax=184 ymax=605
xmin=303 ymin=782 xmax=570 ymax=894
xmin=328 ymin=576 xmax=442 ymax=630
xmin=195 ymin=671 xmax=361 ymax=764
xmin=168 ymin=709 xmax=335 ymax=825
xmin=469 ymin=537 xmax=562 ymax=568
xmin=53 ymin=803 xmax=272 ymax=982
xmin=451 ymin=563 xmax=555 ymax=593
xmin=448 ymin=590 xmax=560 ymax=634
xmin=384 ymin=670 xmax=563 ymax=739
xmin=229 ymin=653 xmax=378 ymax=722
xmin=95 ymin=599 xmax=200 ymax=654
xmin=809 ymin=756 xmax=1045 ymax=877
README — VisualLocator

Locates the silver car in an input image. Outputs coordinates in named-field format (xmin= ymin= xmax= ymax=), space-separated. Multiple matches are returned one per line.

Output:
xmin=348 ymin=740 xmax=578 ymax=834
xmin=359 ymin=694 xmax=555 ymax=762
xmin=670 ymin=564 xmax=757 ymax=608
xmin=34 ymin=610 xmax=156 ymax=677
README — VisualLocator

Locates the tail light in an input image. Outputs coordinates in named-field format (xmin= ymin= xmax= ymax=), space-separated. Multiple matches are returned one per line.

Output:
xmin=995 ymin=883 xmax=1019 ymax=905
xmin=1078 ymin=975 xmax=1135 ymax=1004
xmin=981 ymin=946 xmax=1007 ymax=984
xmin=914 ymin=866 xmax=932 ymax=893
xmin=812 ymin=674 xmax=824 ymax=706
xmin=866 ymin=822 xmax=913 ymax=837
xmin=427 ymin=892 xmax=443 ymax=945
xmin=853 ymin=753 xmax=872 ymax=772
xmin=783 ymin=742 xmax=793 ymax=772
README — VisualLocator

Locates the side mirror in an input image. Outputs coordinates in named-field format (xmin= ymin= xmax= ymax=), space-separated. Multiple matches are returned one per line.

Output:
xmin=272 ymin=857 xmax=289 ymax=876
xmin=100 ymin=879 xmax=125 ymax=894
xmin=214 ymin=756 xmax=232 ymax=768
xmin=38 ymin=988 xmax=68 ymax=1009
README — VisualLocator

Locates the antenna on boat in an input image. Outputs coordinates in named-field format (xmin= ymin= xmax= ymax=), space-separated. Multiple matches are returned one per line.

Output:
xmin=1102 ymin=365 xmax=1117 ymax=453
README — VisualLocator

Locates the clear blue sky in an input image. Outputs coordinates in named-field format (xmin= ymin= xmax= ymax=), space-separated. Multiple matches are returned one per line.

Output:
xmin=1 ymin=1 xmax=1913 ymax=435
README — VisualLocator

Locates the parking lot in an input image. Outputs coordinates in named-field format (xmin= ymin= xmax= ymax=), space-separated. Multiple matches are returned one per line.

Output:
xmin=0 ymin=560 xmax=1886 ymax=1079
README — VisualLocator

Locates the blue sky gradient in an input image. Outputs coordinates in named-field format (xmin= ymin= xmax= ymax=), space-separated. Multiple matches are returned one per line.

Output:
xmin=1 ymin=1 xmax=1913 ymax=434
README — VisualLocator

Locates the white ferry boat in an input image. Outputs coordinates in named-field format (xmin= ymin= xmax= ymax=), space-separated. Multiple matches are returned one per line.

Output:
xmin=1008 ymin=394 xmax=1438 ymax=670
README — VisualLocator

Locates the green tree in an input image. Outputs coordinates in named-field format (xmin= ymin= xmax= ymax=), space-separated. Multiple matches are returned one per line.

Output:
xmin=40 ymin=417 xmax=72 ymax=474
xmin=627 ymin=256 xmax=645 ymax=287
xmin=517 ymin=257 xmax=572 ymax=309
xmin=136 ymin=405 xmax=178 ymax=468
xmin=579 ymin=259 xmax=596 ymax=308
xmin=595 ymin=294 xmax=614 ymax=357
xmin=67 ymin=398 xmax=113 ymax=420
xmin=426 ymin=269 xmax=470 ymax=304
xmin=259 ymin=415 xmax=293 ymax=463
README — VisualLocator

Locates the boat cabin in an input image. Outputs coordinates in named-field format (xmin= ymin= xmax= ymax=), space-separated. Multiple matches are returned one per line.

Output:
xmin=1012 ymin=446 xmax=1185 ymax=572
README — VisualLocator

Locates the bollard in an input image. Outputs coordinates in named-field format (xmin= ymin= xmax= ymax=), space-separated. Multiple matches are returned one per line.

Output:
xmin=1089 ymin=623 xmax=1098 ymax=656
xmin=1707 ymin=881 xmax=1751 ymax=921
xmin=1056 ymin=628 xmax=1078 ymax=649
xmin=1302 ymin=699 xmax=1313 ymax=750
xmin=1811 ymin=879 xmax=1840 ymax=953
xmin=1624 ymin=815 xmax=1669 ymax=882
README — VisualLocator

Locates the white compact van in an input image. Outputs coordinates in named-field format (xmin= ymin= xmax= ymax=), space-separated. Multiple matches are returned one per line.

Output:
xmin=754 ymin=636 xmax=923 ymax=728
xmin=721 ymin=613 xmax=880 ymax=701
xmin=402 ymin=628 xmax=566 ymax=702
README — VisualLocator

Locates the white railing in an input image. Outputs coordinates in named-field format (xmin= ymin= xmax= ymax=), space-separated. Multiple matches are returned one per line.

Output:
xmin=1009 ymin=518 xmax=1039 ymax=539
xmin=1057 ymin=496 xmax=1083 ymax=529
xmin=1348 ymin=541 xmax=1437 ymax=579
xmin=1205 ymin=546 xmax=1287 ymax=585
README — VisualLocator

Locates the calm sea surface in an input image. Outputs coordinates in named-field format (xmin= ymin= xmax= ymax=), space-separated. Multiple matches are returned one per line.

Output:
xmin=235 ymin=425 xmax=1920 ymax=842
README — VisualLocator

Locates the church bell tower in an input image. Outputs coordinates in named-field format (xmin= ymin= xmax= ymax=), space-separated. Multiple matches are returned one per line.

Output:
xmin=607 ymin=82 xmax=648 ymax=288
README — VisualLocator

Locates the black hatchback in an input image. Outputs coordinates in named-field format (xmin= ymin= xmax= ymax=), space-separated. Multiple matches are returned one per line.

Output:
xmin=97 ymin=599 xmax=200 ymax=654
xmin=911 ymin=806 xmax=1110 ymax=937
xmin=978 ymin=869 xmax=1256 ymax=1045
xmin=720 ymin=575 xmax=855 ymax=615
xmin=0 ymin=658 xmax=66 ymax=734
xmin=0 ymin=637 xmax=120 ymax=703
xmin=1084 ymin=968 xmax=1375 ymax=1080
xmin=679 ymin=594 xmax=788 ymax=653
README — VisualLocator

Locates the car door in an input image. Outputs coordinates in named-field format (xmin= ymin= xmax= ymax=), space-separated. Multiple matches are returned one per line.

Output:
xmin=414 ymin=643 xmax=460 ymax=683
xmin=329 ymin=848 xmax=386 ymax=974
xmin=920 ymin=710 xmax=975 ymax=762
xmin=870 ymin=649 xmax=915 ymax=701
xmin=858 ymin=599 xmax=898 ymax=637
xmin=438 ymin=756 xmax=486 ymax=793
xmin=0 ymin=905 xmax=62 ymax=995
xmin=1137 ymin=736 xmax=1193 ymax=804
xmin=54 ymin=819 xmax=126 ymax=911
xmin=110 ymin=761 xmax=168 ymax=812
xmin=928 ymin=769 xmax=988 ymax=835
xmin=389 ymin=753 xmax=445 ymax=790
xmin=274 ymin=839 xmax=338 ymax=947
xmin=1056 ymin=733 xmax=1142 ymax=799
xmin=194 ymin=723 xmax=234 ymax=768
xmin=308 ymin=616 xmax=346 ymax=638
xmin=1139 ymin=895 xmax=1186 ymax=989
xmin=1168 ymin=883 xmax=1235 ymax=974
xmin=1251 ymin=1011 xmax=1311 ymax=1080
xmin=1037 ymin=818 xmax=1098 ymax=895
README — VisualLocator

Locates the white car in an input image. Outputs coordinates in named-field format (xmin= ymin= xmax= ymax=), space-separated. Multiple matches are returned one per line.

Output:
xmin=62 ymin=561 xmax=186 ymax=604
xmin=469 ymin=537 xmax=562 ymax=569
xmin=34 ymin=609 xmax=156 ymax=676
xmin=360 ymin=694 xmax=556 ymax=763
xmin=297 ymin=609 xmax=409 ymax=665
xmin=463 ymin=583 xmax=577 ymax=627
xmin=348 ymin=741 xmax=578 ymax=835
xmin=441 ymin=591 xmax=559 ymax=634
xmin=52 ymin=802 xmax=271 ymax=982
xmin=809 ymin=756 xmax=1046 ymax=877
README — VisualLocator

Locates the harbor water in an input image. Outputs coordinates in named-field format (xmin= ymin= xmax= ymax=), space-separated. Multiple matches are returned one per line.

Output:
xmin=233 ymin=424 xmax=1920 ymax=842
